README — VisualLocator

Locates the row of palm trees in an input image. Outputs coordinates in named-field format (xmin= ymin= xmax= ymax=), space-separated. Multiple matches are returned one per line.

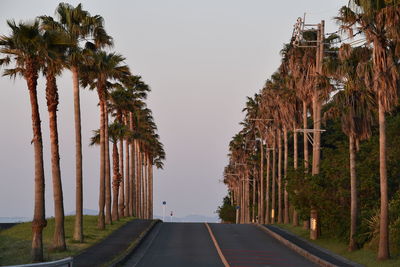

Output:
xmin=223 ymin=1 xmax=400 ymax=261
xmin=0 ymin=3 xmax=165 ymax=262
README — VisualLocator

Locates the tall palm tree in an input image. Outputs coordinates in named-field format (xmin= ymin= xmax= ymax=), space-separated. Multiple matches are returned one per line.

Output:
xmin=116 ymin=75 xmax=150 ymax=217
xmin=0 ymin=19 xmax=47 ymax=262
xmin=109 ymin=86 xmax=132 ymax=217
xmin=337 ymin=2 xmax=400 ymax=259
xmin=242 ymin=94 xmax=265 ymax=223
xmin=109 ymin=122 xmax=126 ymax=222
xmin=326 ymin=44 xmax=375 ymax=251
xmin=40 ymin=2 xmax=113 ymax=241
xmin=40 ymin=26 xmax=72 ymax=252
xmin=81 ymin=51 xmax=130 ymax=229
xmin=280 ymin=44 xmax=303 ymax=225
xmin=91 ymin=121 xmax=127 ymax=221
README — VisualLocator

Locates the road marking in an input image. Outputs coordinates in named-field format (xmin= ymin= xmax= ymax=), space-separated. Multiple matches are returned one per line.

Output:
xmin=204 ymin=223 xmax=230 ymax=267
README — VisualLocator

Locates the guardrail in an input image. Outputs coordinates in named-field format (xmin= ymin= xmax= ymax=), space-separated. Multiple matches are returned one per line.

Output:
xmin=5 ymin=257 xmax=73 ymax=267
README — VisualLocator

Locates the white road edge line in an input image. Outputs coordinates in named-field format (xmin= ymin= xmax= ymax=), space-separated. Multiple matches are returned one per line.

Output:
xmin=204 ymin=223 xmax=230 ymax=267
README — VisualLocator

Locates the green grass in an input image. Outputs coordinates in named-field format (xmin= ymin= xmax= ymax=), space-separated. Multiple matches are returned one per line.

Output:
xmin=0 ymin=215 xmax=135 ymax=265
xmin=277 ymin=224 xmax=400 ymax=267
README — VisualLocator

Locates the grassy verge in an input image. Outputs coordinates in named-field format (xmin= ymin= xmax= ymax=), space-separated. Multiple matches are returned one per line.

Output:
xmin=277 ymin=224 xmax=400 ymax=267
xmin=0 ymin=215 xmax=135 ymax=266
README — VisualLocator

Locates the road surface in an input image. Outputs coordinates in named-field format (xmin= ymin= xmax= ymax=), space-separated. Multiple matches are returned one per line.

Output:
xmin=123 ymin=222 xmax=317 ymax=267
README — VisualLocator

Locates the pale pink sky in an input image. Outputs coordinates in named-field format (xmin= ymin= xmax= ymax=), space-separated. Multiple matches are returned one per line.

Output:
xmin=0 ymin=0 xmax=347 ymax=219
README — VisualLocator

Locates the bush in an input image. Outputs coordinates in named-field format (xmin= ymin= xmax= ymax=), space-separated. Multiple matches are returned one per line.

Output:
xmin=216 ymin=195 xmax=236 ymax=223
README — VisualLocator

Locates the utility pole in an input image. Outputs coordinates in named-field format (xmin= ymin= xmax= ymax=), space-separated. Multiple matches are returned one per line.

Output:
xmin=292 ymin=16 xmax=325 ymax=240
xmin=310 ymin=20 xmax=325 ymax=241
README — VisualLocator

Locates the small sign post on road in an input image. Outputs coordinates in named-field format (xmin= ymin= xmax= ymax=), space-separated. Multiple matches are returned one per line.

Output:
xmin=236 ymin=206 xmax=240 ymax=224
xmin=170 ymin=211 xmax=173 ymax=222
xmin=162 ymin=201 xmax=166 ymax=221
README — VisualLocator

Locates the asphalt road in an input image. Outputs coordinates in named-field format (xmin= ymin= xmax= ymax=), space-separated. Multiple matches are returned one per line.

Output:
xmin=126 ymin=222 xmax=223 ymax=267
xmin=209 ymin=223 xmax=317 ymax=267
xmin=123 ymin=223 xmax=317 ymax=267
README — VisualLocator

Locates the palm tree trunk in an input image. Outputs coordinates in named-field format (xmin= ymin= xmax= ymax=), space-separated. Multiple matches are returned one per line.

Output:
xmin=258 ymin=175 xmax=261 ymax=222
xmin=242 ymin=178 xmax=245 ymax=223
xmin=235 ymin=188 xmax=239 ymax=224
xmin=124 ymin=115 xmax=130 ymax=217
xmin=97 ymin=95 xmax=106 ymax=230
xmin=145 ymin=154 xmax=149 ymax=219
xmin=272 ymin=133 xmax=276 ymax=224
xmin=149 ymin=162 xmax=153 ymax=219
xmin=142 ymin=152 xmax=147 ymax=219
xmin=134 ymin=140 xmax=139 ymax=217
xmin=303 ymin=101 xmax=309 ymax=171
xmin=349 ymin=135 xmax=358 ymax=251
xmin=377 ymin=97 xmax=389 ymax=260
xmin=284 ymin=128 xmax=289 ymax=224
xmin=238 ymin=180 xmax=244 ymax=223
xmin=104 ymin=101 xmax=112 ymax=224
xmin=141 ymin=151 xmax=144 ymax=219
xmin=46 ymin=72 xmax=66 ymax=251
xmin=259 ymin=138 xmax=265 ymax=224
xmin=129 ymin=113 xmax=135 ymax=216
xmin=245 ymin=170 xmax=250 ymax=223
xmin=130 ymin=139 xmax=135 ymax=216
xmin=136 ymin=140 xmax=141 ymax=218
xmin=26 ymin=64 xmax=46 ymax=262
xmin=112 ymin=142 xmax=120 ymax=221
xmin=265 ymin=149 xmax=270 ymax=224
xmin=147 ymin=155 xmax=151 ymax=219
xmin=293 ymin=125 xmax=299 ymax=226
xmin=302 ymin=101 xmax=309 ymax=230
xmin=278 ymin=129 xmax=283 ymax=224
xmin=118 ymin=137 xmax=124 ymax=217
xmin=72 ymin=66 xmax=83 ymax=242
xmin=252 ymin=175 xmax=256 ymax=223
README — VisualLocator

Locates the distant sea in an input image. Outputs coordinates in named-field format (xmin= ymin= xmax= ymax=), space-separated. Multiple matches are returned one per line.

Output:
xmin=0 ymin=217 xmax=30 ymax=223
xmin=1 ymin=211 xmax=220 ymax=223
xmin=154 ymin=214 xmax=220 ymax=223
xmin=0 ymin=209 xmax=99 ymax=223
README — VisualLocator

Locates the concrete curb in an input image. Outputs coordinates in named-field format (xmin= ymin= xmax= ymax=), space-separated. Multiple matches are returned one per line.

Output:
xmin=108 ymin=219 xmax=161 ymax=267
xmin=255 ymin=224 xmax=361 ymax=267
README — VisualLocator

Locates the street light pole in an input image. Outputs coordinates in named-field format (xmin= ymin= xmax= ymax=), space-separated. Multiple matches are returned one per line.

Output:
xmin=162 ymin=201 xmax=166 ymax=221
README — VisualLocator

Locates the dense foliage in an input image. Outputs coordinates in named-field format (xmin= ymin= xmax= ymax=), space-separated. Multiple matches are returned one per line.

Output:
xmin=286 ymin=107 xmax=400 ymax=252
xmin=216 ymin=195 xmax=236 ymax=223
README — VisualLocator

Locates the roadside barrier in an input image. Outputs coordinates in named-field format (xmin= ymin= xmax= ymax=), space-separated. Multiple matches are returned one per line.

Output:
xmin=4 ymin=257 xmax=73 ymax=267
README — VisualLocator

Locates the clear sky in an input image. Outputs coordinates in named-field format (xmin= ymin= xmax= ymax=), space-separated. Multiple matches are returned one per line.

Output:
xmin=0 ymin=0 xmax=347 ymax=219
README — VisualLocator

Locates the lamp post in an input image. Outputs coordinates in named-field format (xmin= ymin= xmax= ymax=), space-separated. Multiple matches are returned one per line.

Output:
xmin=162 ymin=201 xmax=166 ymax=221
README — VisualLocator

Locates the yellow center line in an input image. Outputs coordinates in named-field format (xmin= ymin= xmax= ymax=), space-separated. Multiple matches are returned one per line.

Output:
xmin=204 ymin=223 xmax=230 ymax=267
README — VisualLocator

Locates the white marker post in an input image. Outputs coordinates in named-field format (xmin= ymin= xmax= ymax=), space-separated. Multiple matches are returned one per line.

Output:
xmin=170 ymin=211 xmax=173 ymax=222
xmin=236 ymin=205 xmax=240 ymax=224
xmin=162 ymin=201 xmax=166 ymax=221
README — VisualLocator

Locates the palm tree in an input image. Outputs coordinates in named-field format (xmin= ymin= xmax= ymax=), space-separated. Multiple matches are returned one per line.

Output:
xmin=40 ymin=2 xmax=113 ymax=241
xmin=280 ymin=44 xmax=303 ymax=226
xmin=109 ymin=122 xmax=127 ymax=221
xmin=337 ymin=2 xmax=400 ymax=259
xmin=228 ymin=133 xmax=248 ymax=223
xmin=287 ymin=44 xmax=315 ymax=174
xmin=81 ymin=51 xmax=130 ymax=229
xmin=0 ymin=19 xmax=47 ymax=262
xmin=242 ymin=94 xmax=265 ymax=223
xmin=91 ymin=121 xmax=127 ymax=221
xmin=117 ymin=75 xmax=150 ymax=217
xmin=326 ymin=44 xmax=375 ymax=251
xmin=109 ymin=86 xmax=132 ymax=217
xmin=40 ymin=26 xmax=73 ymax=252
